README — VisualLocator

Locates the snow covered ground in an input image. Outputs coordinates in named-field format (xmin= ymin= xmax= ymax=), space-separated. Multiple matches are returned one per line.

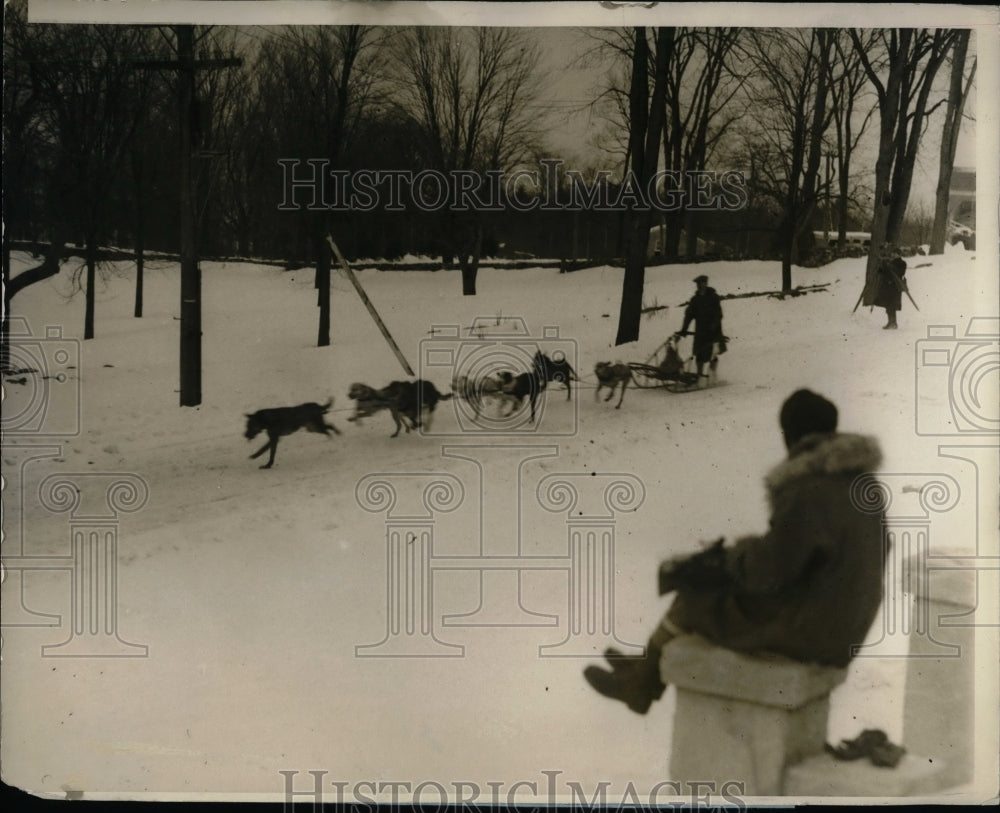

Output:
xmin=2 ymin=246 xmax=997 ymax=802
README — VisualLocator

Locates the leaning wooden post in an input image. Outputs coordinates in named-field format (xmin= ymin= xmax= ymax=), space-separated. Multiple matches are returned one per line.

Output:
xmin=326 ymin=235 xmax=415 ymax=376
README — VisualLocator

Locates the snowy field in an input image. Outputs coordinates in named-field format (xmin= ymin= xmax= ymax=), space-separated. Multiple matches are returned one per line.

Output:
xmin=2 ymin=246 xmax=998 ymax=802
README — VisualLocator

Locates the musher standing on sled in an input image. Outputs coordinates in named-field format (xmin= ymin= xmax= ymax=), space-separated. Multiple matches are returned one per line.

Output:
xmin=676 ymin=274 xmax=726 ymax=381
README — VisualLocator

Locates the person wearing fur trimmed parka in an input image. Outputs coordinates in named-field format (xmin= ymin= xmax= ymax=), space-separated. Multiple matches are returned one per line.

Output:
xmin=584 ymin=389 xmax=886 ymax=715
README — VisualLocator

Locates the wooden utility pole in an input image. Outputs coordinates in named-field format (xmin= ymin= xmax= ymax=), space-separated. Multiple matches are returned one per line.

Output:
xmin=316 ymin=232 xmax=331 ymax=347
xmin=137 ymin=26 xmax=240 ymax=406
xmin=176 ymin=26 xmax=201 ymax=406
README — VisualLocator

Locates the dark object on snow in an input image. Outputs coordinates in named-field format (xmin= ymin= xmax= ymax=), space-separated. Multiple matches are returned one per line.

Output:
xmin=533 ymin=351 xmax=577 ymax=401
xmin=873 ymin=256 xmax=908 ymax=312
xmin=583 ymin=654 xmax=666 ymax=715
xmin=585 ymin=389 xmax=887 ymax=719
xmin=627 ymin=335 xmax=704 ymax=392
xmin=659 ymin=538 xmax=732 ymax=595
xmin=679 ymin=277 xmax=725 ymax=374
xmin=497 ymin=352 xmax=575 ymax=422
xmin=825 ymin=728 xmax=907 ymax=768
xmin=348 ymin=380 xmax=451 ymax=438
xmin=594 ymin=361 xmax=632 ymax=409
xmin=245 ymin=398 xmax=341 ymax=469
xmin=664 ymin=429 xmax=885 ymax=668
xmin=780 ymin=388 xmax=838 ymax=449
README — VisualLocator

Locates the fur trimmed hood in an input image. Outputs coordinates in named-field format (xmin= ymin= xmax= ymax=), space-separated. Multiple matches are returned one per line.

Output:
xmin=764 ymin=432 xmax=882 ymax=506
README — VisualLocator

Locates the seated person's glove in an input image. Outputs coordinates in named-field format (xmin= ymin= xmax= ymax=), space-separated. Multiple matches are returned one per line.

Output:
xmin=658 ymin=538 xmax=731 ymax=595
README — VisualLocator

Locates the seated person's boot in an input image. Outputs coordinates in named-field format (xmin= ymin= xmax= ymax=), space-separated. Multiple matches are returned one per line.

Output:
xmin=584 ymin=646 xmax=666 ymax=714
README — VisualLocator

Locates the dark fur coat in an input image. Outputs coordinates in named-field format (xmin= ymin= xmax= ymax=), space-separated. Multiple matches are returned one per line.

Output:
xmin=663 ymin=432 xmax=886 ymax=667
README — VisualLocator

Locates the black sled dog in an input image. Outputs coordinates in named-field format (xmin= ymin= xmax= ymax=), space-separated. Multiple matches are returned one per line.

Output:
xmin=244 ymin=398 xmax=341 ymax=469
xmin=534 ymin=352 xmax=577 ymax=401
xmin=499 ymin=352 xmax=576 ymax=423
xmin=348 ymin=379 xmax=452 ymax=437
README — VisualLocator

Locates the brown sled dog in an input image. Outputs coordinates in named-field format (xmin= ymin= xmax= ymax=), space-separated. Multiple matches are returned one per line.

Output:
xmin=594 ymin=362 xmax=632 ymax=409
xmin=245 ymin=398 xmax=341 ymax=469
xmin=451 ymin=374 xmax=507 ymax=419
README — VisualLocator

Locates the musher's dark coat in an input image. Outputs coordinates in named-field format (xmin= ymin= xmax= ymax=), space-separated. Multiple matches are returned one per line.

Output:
xmin=665 ymin=432 xmax=886 ymax=668
xmin=681 ymin=286 xmax=724 ymax=358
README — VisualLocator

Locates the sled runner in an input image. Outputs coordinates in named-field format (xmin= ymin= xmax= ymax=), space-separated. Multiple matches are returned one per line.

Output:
xmin=628 ymin=335 xmax=712 ymax=392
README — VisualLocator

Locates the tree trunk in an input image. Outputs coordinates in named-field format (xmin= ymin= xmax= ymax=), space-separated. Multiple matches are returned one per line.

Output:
xmin=1 ymin=230 xmax=12 ymax=373
xmin=863 ymin=149 xmax=897 ymax=306
xmin=3 ymin=238 xmax=67 ymax=371
xmin=84 ymin=233 xmax=97 ymax=340
xmin=460 ymin=221 xmax=482 ymax=296
xmin=663 ymin=210 xmax=684 ymax=260
xmin=615 ymin=27 xmax=671 ymax=346
xmin=780 ymin=217 xmax=794 ymax=294
xmin=134 ymin=250 xmax=144 ymax=319
xmin=134 ymin=160 xmax=145 ymax=318
xmin=837 ymin=158 xmax=851 ymax=247
xmin=461 ymin=264 xmax=477 ymax=297
xmin=316 ymin=233 xmax=331 ymax=347
xmin=684 ymin=210 xmax=699 ymax=259
xmin=857 ymin=29 xmax=909 ymax=302
xmin=886 ymin=31 xmax=953 ymax=243
xmin=617 ymin=210 xmax=653 ymax=344
xmin=796 ymin=31 xmax=832 ymax=264
xmin=931 ymin=31 xmax=973 ymax=255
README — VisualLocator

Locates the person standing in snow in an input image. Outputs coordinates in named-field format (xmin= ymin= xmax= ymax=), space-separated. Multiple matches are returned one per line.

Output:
xmin=873 ymin=244 xmax=908 ymax=329
xmin=583 ymin=389 xmax=887 ymax=714
xmin=676 ymin=274 xmax=726 ymax=380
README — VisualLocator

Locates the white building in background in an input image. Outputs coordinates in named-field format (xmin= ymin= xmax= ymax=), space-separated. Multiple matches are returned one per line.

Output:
xmin=646 ymin=224 xmax=710 ymax=259
xmin=812 ymin=231 xmax=872 ymax=250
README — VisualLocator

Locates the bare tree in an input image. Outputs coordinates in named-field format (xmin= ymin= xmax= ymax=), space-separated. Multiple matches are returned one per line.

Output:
xmin=395 ymin=27 xmax=541 ymax=295
xmin=851 ymin=27 xmax=957 ymax=306
xmin=3 ymin=2 xmax=43 ymax=276
xmin=930 ymin=30 xmax=976 ymax=255
xmin=615 ymin=27 xmax=670 ymax=346
xmin=4 ymin=14 xmax=156 ymax=340
xmin=3 ymin=1 xmax=52 ymax=368
xmin=126 ymin=30 xmax=174 ymax=319
xmin=908 ymin=198 xmax=935 ymax=246
xmin=662 ymin=28 xmax=745 ymax=260
xmin=250 ymin=25 xmax=381 ymax=343
xmin=829 ymin=31 xmax=878 ymax=249
xmin=742 ymin=29 xmax=836 ymax=293
xmin=211 ymin=37 xmax=268 ymax=259
xmin=581 ymin=27 xmax=745 ymax=262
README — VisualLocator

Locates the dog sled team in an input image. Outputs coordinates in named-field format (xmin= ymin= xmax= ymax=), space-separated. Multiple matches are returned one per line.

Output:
xmin=244 ymin=350 xmax=576 ymax=468
xmin=245 ymin=274 xmax=726 ymax=468
xmin=595 ymin=273 xmax=727 ymax=408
